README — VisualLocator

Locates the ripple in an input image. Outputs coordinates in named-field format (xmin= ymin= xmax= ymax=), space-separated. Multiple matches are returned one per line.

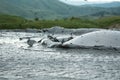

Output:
xmin=0 ymin=32 xmax=120 ymax=80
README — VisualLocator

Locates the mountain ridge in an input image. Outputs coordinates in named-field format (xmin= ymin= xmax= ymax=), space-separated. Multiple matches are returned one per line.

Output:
xmin=83 ymin=1 xmax=120 ymax=8
xmin=0 ymin=0 xmax=120 ymax=19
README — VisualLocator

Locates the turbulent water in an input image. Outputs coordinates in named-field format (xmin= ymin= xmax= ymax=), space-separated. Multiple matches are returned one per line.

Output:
xmin=0 ymin=31 xmax=120 ymax=80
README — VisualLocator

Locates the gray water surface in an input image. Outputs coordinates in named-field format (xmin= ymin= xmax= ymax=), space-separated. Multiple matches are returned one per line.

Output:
xmin=0 ymin=32 xmax=120 ymax=80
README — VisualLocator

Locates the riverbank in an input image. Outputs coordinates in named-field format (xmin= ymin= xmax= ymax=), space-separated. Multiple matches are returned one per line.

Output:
xmin=0 ymin=14 xmax=120 ymax=29
xmin=0 ymin=26 xmax=104 ymax=35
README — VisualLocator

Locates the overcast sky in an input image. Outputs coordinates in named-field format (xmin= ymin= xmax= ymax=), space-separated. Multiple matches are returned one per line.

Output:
xmin=60 ymin=0 xmax=120 ymax=5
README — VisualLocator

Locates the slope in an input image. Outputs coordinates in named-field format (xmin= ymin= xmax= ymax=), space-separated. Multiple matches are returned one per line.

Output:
xmin=0 ymin=0 xmax=120 ymax=19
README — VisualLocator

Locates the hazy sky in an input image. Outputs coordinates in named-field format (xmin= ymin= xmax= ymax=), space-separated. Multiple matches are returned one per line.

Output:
xmin=60 ymin=0 xmax=120 ymax=5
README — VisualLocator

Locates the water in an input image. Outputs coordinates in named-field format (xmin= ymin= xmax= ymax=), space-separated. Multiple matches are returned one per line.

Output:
xmin=0 ymin=32 xmax=120 ymax=80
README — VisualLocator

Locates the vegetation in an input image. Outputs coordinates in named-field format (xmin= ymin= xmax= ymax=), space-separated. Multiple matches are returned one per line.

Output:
xmin=0 ymin=0 xmax=120 ymax=19
xmin=0 ymin=14 xmax=120 ymax=29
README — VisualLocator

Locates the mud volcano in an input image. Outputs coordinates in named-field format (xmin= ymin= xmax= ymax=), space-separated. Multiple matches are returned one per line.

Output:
xmin=63 ymin=30 xmax=120 ymax=48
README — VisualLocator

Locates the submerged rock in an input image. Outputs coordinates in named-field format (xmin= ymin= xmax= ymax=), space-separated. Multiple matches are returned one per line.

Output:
xmin=63 ymin=30 xmax=120 ymax=48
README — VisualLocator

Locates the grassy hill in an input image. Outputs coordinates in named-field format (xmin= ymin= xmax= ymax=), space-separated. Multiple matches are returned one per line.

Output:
xmin=0 ymin=0 xmax=82 ymax=19
xmin=0 ymin=0 xmax=120 ymax=19
xmin=0 ymin=14 xmax=120 ymax=29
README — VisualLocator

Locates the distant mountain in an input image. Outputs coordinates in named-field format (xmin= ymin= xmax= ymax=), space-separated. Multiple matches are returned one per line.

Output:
xmin=85 ymin=1 xmax=120 ymax=8
xmin=0 ymin=0 xmax=65 ymax=19
xmin=0 ymin=0 xmax=120 ymax=19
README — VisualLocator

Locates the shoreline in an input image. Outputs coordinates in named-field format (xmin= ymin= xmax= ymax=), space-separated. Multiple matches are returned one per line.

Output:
xmin=0 ymin=26 xmax=119 ymax=34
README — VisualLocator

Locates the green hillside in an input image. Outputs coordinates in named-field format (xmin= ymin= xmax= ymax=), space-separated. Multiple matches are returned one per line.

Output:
xmin=0 ymin=0 xmax=120 ymax=19
xmin=0 ymin=0 xmax=80 ymax=19
xmin=0 ymin=14 xmax=25 ymax=23
xmin=0 ymin=14 xmax=26 ymax=29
